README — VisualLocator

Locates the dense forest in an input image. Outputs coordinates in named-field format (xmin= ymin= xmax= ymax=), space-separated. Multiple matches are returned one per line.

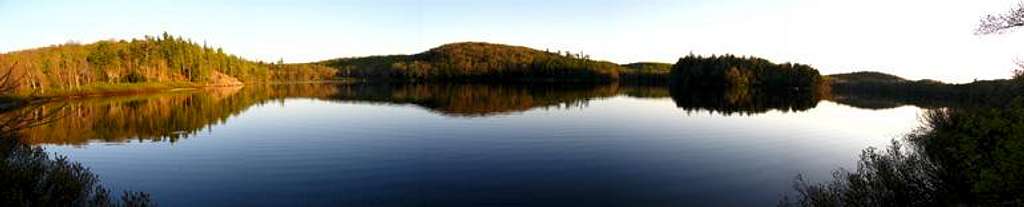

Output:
xmin=668 ymin=54 xmax=827 ymax=91
xmin=0 ymin=33 xmax=336 ymax=96
xmin=620 ymin=62 xmax=672 ymax=84
xmin=320 ymin=42 xmax=622 ymax=82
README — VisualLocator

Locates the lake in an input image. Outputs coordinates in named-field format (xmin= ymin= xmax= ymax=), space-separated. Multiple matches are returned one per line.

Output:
xmin=20 ymin=83 xmax=924 ymax=206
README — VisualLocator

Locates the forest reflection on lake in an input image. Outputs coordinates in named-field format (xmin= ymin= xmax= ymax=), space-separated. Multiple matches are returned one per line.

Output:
xmin=10 ymin=83 xmax=930 ymax=206
xmin=10 ymin=83 xmax=885 ymax=145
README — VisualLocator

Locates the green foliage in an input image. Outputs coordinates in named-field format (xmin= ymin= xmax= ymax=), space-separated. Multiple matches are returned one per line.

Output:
xmin=0 ymin=138 xmax=154 ymax=207
xmin=0 ymin=32 xmax=337 ymax=94
xmin=911 ymin=103 xmax=1024 ymax=203
xmin=669 ymin=54 xmax=826 ymax=91
xmin=782 ymin=99 xmax=1024 ymax=206
xmin=320 ymin=42 xmax=621 ymax=82
xmin=782 ymin=140 xmax=937 ymax=207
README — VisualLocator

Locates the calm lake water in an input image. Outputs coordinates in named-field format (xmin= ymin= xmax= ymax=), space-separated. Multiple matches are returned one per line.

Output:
xmin=24 ymin=83 xmax=924 ymax=206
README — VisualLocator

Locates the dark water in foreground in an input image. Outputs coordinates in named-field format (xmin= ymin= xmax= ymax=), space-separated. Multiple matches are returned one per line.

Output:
xmin=22 ymin=83 xmax=923 ymax=206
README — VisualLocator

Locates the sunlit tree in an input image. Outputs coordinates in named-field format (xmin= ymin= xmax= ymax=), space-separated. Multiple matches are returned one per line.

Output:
xmin=0 ymin=32 xmax=337 ymax=94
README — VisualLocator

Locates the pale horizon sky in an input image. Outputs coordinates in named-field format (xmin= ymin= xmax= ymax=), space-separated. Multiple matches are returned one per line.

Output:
xmin=1 ymin=0 xmax=1022 ymax=83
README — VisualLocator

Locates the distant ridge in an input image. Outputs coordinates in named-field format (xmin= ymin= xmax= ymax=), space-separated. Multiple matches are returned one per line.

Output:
xmin=828 ymin=71 xmax=908 ymax=83
xmin=320 ymin=42 xmax=622 ymax=82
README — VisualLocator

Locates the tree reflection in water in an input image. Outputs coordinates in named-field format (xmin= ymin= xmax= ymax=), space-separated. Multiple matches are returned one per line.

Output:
xmin=669 ymin=86 xmax=825 ymax=116
xmin=6 ymin=82 xmax=852 ymax=145
xmin=0 ymin=81 xmax=154 ymax=206
xmin=9 ymin=81 xmax=1013 ymax=206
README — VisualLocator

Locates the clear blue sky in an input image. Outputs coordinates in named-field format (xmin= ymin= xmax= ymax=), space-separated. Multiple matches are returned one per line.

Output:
xmin=1 ymin=0 xmax=1021 ymax=83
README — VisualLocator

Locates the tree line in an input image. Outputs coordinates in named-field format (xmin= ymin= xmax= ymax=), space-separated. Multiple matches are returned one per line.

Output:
xmin=620 ymin=62 xmax=672 ymax=84
xmin=668 ymin=54 xmax=827 ymax=91
xmin=2 ymin=34 xmax=844 ymax=96
xmin=321 ymin=42 xmax=837 ymax=89
xmin=0 ymin=32 xmax=336 ymax=95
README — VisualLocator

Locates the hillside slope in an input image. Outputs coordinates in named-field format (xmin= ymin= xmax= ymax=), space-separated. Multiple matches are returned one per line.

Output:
xmin=828 ymin=71 xmax=1024 ymax=108
xmin=320 ymin=42 xmax=621 ymax=82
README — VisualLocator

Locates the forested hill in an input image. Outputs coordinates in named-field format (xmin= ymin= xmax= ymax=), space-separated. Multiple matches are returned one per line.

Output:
xmin=827 ymin=70 xmax=1024 ymax=107
xmin=319 ymin=42 xmax=622 ymax=82
xmin=0 ymin=33 xmax=336 ymax=95
xmin=827 ymin=71 xmax=907 ymax=83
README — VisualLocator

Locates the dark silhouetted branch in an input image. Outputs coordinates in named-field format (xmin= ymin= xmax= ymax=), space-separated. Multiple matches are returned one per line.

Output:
xmin=0 ymin=62 xmax=22 ymax=96
xmin=977 ymin=2 xmax=1024 ymax=35
xmin=1015 ymin=59 xmax=1023 ymax=80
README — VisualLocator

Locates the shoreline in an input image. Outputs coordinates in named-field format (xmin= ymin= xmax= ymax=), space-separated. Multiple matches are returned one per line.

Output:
xmin=0 ymin=79 xmax=361 ymax=110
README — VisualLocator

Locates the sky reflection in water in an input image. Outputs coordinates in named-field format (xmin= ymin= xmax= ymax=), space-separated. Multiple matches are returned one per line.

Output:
xmin=36 ymin=83 xmax=922 ymax=206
